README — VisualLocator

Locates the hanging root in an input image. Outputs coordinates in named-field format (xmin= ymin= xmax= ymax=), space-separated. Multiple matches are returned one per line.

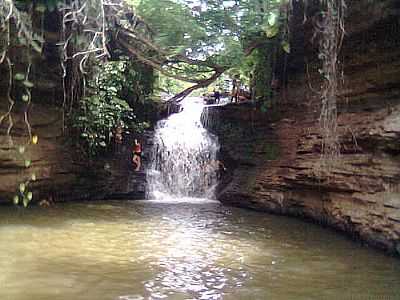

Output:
xmin=314 ymin=0 xmax=346 ymax=167
xmin=0 ymin=0 xmax=46 ymax=145
xmin=58 ymin=0 xmax=130 ymax=125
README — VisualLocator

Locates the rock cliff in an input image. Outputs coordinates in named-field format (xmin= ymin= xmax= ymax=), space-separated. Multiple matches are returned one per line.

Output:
xmin=0 ymin=100 xmax=151 ymax=204
xmin=204 ymin=0 xmax=400 ymax=255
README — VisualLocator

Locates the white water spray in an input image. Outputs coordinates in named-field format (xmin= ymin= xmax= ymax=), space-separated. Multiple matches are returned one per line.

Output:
xmin=147 ymin=97 xmax=220 ymax=199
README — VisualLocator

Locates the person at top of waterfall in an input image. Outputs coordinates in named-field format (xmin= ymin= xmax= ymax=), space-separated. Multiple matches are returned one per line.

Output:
xmin=213 ymin=89 xmax=221 ymax=104
xmin=114 ymin=123 xmax=123 ymax=153
xmin=249 ymin=73 xmax=256 ymax=103
xmin=230 ymin=75 xmax=240 ymax=103
xmin=132 ymin=139 xmax=142 ymax=171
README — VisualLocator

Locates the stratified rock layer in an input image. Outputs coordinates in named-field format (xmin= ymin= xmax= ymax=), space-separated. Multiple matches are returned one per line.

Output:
xmin=204 ymin=1 xmax=400 ymax=255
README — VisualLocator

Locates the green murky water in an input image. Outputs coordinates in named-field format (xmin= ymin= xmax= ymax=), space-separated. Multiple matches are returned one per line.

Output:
xmin=0 ymin=199 xmax=399 ymax=300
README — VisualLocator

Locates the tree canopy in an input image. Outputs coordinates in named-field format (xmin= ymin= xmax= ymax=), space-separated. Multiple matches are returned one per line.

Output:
xmin=119 ymin=0 xmax=289 ymax=101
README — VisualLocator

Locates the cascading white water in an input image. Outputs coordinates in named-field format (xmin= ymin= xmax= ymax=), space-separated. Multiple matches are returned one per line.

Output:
xmin=147 ymin=97 xmax=220 ymax=199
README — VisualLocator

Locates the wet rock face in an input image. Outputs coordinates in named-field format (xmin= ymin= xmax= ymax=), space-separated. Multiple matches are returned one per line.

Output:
xmin=0 ymin=101 xmax=150 ymax=204
xmin=204 ymin=1 xmax=400 ymax=255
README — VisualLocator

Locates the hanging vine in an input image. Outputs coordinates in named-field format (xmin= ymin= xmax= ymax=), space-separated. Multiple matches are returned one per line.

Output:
xmin=59 ymin=0 xmax=111 ymax=130
xmin=0 ymin=0 xmax=43 ymax=141
xmin=0 ymin=0 xmax=46 ymax=206
xmin=312 ymin=0 xmax=346 ymax=165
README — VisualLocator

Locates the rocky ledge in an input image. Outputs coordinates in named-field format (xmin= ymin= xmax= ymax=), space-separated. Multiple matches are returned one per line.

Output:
xmin=204 ymin=101 xmax=400 ymax=256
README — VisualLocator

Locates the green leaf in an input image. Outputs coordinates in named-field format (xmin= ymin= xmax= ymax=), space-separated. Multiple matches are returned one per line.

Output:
xmin=23 ymin=197 xmax=29 ymax=207
xmin=14 ymin=73 xmax=25 ymax=81
xmin=22 ymin=94 xmax=29 ymax=102
xmin=13 ymin=195 xmax=19 ymax=205
xmin=281 ymin=41 xmax=290 ymax=54
xmin=268 ymin=13 xmax=277 ymax=27
xmin=99 ymin=141 xmax=107 ymax=147
xmin=265 ymin=26 xmax=279 ymax=38
xmin=24 ymin=160 xmax=31 ymax=168
xmin=31 ymin=41 xmax=42 ymax=54
xmin=23 ymin=81 xmax=34 ymax=88
xmin=19 ymin=183 xmax=26 ymax=193
xmin=31 ymin=173 xmax=37 ymax=181
xmin=32 ymin=34 xmax=44 ymax=44
xmin=18 ymin=146 xmax=25 ymax=154
xmin=27 ymin=192 xmax=33 ymax=201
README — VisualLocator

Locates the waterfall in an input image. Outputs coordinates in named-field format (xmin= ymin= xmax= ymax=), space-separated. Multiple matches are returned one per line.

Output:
xmin=147 ymin=97 xmax=220 ymax=200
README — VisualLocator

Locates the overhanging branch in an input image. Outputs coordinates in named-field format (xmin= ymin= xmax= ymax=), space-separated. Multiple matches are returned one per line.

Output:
xmin=116 ymin=36 xmax=203 ymax=84
xmin=118 ymin=28 xmax=220 ymax=70
xmin=167 ymin=67 xmax=226 ymax=103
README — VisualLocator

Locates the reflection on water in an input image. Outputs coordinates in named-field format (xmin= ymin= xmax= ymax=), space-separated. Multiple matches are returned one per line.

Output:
xmin=0 ymin=199 xmax=399 ymax=300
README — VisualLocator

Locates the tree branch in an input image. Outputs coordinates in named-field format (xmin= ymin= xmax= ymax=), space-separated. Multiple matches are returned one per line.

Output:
xmin=118 ymin=28 xmax=220 ymax=70
xmin=116 ymin=36 xmax=204 ymax=84
xmin=167 ymin=67 xmax=226 ymax=103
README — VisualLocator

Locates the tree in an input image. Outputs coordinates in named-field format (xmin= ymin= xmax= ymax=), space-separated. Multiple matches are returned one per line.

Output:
xmin=118 ymin=0 xmax=289 ymax=101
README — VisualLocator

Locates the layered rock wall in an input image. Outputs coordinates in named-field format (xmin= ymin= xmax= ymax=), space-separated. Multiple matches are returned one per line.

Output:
xmin=0 ymin=101 xmax=150 ymax=204
xmin=204 ymin=0 xmax=400 ymax=255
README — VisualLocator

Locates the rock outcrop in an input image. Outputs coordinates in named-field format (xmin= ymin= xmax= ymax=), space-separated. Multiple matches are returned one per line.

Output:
xmin=204 ymin=0 xmax=400 ymax=255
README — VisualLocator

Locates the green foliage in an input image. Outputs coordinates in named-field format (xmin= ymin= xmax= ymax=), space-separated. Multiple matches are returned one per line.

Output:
xmin=14 ymin=180 xmax=34 ymax=207
xmin=123 ymin=60 xmax=156 ymax=104
xmin=73 ymin=59 xmax=151 ymax=156
xmin=157 ymin=73 xmax=186 ymax=96
xmin=252 ymin=44 xmax=274 ymax=101
xmin=134 ymin=0 xmax=289 ymax=76
xmin=136 ymin=0 xmax=207 ymax=53
xmin=126 ymin=0 xmax=293 ymax=105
